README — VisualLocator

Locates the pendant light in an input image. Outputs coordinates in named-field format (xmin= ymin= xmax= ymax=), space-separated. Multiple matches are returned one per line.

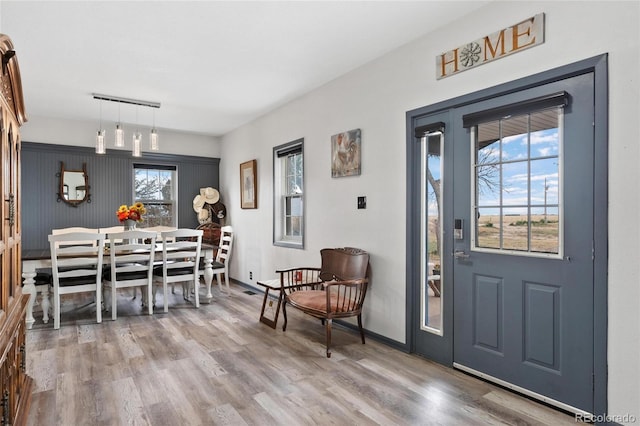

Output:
xmin=132 ymin=105 xmax=142 ymax=157
xmin=115 ymin=103 xmax=124 ymax=147
xmin=132 ymin=132 xmax=142 ymax=157
xmin=95 ymin=99 xmax=106 ymax=154
xmin=150 ymin=108 xmax=159 ymax=151
xmin=91 ymin=94 xmax=160 ymax=156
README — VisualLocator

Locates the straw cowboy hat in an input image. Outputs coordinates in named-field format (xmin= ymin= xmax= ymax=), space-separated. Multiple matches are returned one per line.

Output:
xmin=201 ymin=187 xmax=220 ymax=204
xmin=192 ymin=187 xmax=220 ymax=213
xmin=193 ymin=194 xmax=205 ymax=213
xmin=198 ymin=208 xmax=210 ymax=222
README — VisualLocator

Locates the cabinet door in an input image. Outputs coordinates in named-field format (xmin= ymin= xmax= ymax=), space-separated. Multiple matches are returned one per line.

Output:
xmin=1 ymin=108 xmax=7 ymax=311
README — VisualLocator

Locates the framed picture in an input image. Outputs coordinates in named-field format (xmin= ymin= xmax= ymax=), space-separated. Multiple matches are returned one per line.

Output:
xmin=331 ymin=128 xmax=361 ymax=177
xmin=240 ymin=159 xmax=257 ymax=209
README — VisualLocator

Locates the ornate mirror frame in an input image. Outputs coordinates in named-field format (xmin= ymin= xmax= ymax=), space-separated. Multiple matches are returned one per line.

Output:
xmin=57 ymin=161 xmax=91 ymax=206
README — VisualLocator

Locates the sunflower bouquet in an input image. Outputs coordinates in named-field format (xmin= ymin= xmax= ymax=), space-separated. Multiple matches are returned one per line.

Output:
xmin=116 ymin=202 xmax=146 ymax=223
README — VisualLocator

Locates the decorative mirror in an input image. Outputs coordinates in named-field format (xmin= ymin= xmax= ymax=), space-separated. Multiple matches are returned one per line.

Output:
xmin=57 ymin=162 xmax=90 ymax=206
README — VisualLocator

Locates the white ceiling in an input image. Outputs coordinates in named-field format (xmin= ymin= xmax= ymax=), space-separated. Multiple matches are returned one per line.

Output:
xmin=1 ymin=1 xmax=489 ymax=136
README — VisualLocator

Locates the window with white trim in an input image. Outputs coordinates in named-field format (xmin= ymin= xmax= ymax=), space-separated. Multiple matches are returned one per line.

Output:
xmin=133 ymin=164 xmax=177 ymax=227
xmin=273 ymin=139 xmax=304 ymax=248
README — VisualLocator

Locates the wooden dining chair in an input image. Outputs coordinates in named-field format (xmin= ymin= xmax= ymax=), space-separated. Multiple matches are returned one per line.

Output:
xmin=98 ymin=225 xmax=126 ymax=245
xmin=51 ymin=226 xmax=100 ymax=248
xmin=152 ymin=229 xmax=203 ymax=312
xmin=144 ymin=225 xmax=177 ymax=242
xmin=128 ymin=226 xmax=177 ymax=300
xmin=102 ymin=230 xmax=157 ymax=320
xmin=48 ymin=231 xmax=106 ymax=329
xmin=200 ymin=225 xmax=233 ymax=295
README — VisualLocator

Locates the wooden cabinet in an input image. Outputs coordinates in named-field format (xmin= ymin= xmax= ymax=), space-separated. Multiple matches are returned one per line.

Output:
xmin=0 ymin=34 xmax=33 ymax=426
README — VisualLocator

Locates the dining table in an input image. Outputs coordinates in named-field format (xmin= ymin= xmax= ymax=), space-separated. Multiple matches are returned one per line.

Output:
xmin=21 ymin=242 xmax=218 ymax=329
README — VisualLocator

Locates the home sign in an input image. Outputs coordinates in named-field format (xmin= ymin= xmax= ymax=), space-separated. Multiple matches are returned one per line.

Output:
xmin=437 ymin=13 xmax=544 ymax=79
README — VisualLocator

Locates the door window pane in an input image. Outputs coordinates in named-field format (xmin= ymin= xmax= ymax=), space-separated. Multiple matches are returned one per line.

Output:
xmin=530 ymin=206 xmax=559 ymax=253
xmin=474 ymin=108 xmax=561 ymax=255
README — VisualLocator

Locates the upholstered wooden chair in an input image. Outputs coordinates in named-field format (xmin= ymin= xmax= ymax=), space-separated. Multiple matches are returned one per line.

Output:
xmin=280 ymin=247 xmax=370 ymax=357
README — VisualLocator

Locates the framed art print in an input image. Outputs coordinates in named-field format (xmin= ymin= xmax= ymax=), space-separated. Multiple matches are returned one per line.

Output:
xmin=240 ymin=159 xmax=257 ymax=209
xmin=331 ymin=128 xmax=361 ymax=177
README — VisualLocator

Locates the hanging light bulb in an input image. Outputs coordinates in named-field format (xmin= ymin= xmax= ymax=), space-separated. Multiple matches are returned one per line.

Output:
xmin=96 ymin=99 xmax=106 ymax=154
xmin=132 ymin=105 xmax=142 ymax=157
xmin=115 ymin=103 xmax=124 ymax=147
xmin=132 ymin=132 xmax=142 ymax=157
xmin=96 ymin=129 xmax=106 ymax=154
xmin=150 ymin=129 xmax=159 ymax=151
xmin=150 ymin=108 xmax=159 ymax=151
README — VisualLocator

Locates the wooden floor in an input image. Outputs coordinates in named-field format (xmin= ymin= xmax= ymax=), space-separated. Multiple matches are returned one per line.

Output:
xmin=26 ymin=282 xmax=577 ymax=425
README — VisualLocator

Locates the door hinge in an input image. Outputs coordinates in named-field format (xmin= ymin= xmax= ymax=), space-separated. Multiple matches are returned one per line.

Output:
xmin=592 ymin=240 xmax=595 ymax=261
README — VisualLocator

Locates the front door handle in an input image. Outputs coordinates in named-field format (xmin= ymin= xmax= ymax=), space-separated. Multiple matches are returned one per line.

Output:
xmin=454 ymin=250 xmax=470 ymax=259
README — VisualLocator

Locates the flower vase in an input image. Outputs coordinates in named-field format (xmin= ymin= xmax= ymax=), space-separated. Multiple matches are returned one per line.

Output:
xmin=124 ymin=219 xmax=137 ymax=231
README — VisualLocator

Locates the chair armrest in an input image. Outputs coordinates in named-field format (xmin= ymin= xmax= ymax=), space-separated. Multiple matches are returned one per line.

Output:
xmin=323 ymin=278 xmax=368 ymax=313
xmin=276 ymin=267 xmax=321 ymax=292
xmin=322 ymin=278 xmax=368 ymax=289
xmin=275 ymin=267 xmax=321 ymax=274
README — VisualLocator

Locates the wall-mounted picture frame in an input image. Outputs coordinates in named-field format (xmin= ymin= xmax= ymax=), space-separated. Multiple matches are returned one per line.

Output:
xmin=240 ymin=159 xmax=257 ymax=209
xmin=331 ymin=128 xmax=361 ymax=177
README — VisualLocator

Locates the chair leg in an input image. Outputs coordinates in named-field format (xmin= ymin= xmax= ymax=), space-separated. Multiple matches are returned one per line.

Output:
xmin=103 ymin=286 xmax=111 ymax=312
xmin=54 ymin=289 xmax=61 ymax=330
xmin=325 ymin=318 xmax=332 ymax=358
xmin=358 ymin=314 xmax=366 ymax=344
xmin=163 ymin=279 xmax=169 ymax=313
xmin=112 ymin=284 xmax=118 ymax=321
xmin=282 ymin=301 xmax=288 ymax=331
xmin=181 ymin=282 xmax=189 ymax=300
xmin=147 ymin=284 xmax=153 ymax=315
xmin=224 ymin=270 xmax=230 ymax=294
xmin=96 ymin=285 xmax=102 ymax=324
xmin=140 ymin=286 xmax=147 ymax=307
xmin=216 ymin=273 xmax=223 ymax=293
xmin=194 ymin=277 xmax=200 ymax=308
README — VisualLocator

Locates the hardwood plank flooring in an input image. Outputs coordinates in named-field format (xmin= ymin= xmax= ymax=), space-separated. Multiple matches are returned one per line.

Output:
xmin=26 ymin=282 xmax=576 ymax=425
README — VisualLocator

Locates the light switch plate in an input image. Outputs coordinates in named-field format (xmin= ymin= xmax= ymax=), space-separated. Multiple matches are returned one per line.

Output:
xmin=357 ymin=196 xmax=366 ymax=209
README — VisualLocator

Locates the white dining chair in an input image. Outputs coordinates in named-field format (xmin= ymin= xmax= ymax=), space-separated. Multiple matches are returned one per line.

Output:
xmin=102 ymin=230 xmax=157 ymax=320
xmin=48 ymin=231 xmax=106 ymax=329
xmin=203 ymin=225 xmax=234 ymax=295
xmin=98 ymin=225 xmax=126 ymax=245
xmin=144 ymin=225 xmax=177 ymax=242
xmin=51 ymin=227 xmax=100 ymax=248
xmin=152 ymin=229 xmax=203 ymax=312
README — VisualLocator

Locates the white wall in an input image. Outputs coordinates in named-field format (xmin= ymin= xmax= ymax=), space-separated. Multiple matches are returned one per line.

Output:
xmin=220 ymin=1 xmax=640 ymax=421
xmin=21 ymin=115 xmax=221 ymax=158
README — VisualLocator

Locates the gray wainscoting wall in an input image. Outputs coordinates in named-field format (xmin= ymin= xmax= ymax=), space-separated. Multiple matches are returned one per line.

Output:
xmin=21 ymin=142 xmax=220 ymax=250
